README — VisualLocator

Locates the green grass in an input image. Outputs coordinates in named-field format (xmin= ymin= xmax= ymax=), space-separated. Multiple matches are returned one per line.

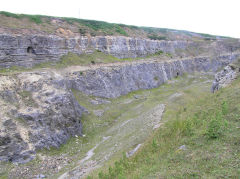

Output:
xmin=0 ymin=11 xmax=43 ymax=24
xmin=55 ymin=51 xmax=119 ymax=67
xmin=96 ymin=77 xmax=240 ymax=178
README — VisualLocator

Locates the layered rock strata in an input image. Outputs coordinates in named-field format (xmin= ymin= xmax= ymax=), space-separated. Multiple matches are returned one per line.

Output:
xmin=69 ymin=53 xmax=240 ymax=98
xmin=0 ymin=34 xmax=192 ymax=67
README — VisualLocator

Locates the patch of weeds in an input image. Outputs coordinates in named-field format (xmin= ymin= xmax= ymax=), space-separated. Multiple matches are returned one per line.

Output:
xmin=221 ymin=101 xmax=228 ymax=115
xmin=0 ymin=66 xmax=25 ymax=74
xmin=206 ymin=111 xmax=227 ymax=139
xmin=166 ymin=53 xmax=173 ymax=58
xmin=115 ymin=25 xmax=128 ymax=36
xmin=27 ymin=15 xmax=42 ymax=24
xmin=98 ymin=153 xmax=128 ymax=179
xmin=154 ymin=50 xmax=164 ymax=55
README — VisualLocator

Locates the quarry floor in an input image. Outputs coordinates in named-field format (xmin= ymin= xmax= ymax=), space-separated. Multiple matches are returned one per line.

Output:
xmin=1 ymin=71 xmax=214 ymax=179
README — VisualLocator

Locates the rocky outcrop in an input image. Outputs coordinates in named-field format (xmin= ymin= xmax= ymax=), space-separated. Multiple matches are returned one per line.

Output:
xmin=0 ymin=34 xmax=192 ymax=68
xmin=0 ymin=71 xmax=84 ymax=163
xmin=0 ymin=52 xmax=239 ymax=163
xmin=212 ymin=61 xmax=240 ymax=92
xmin=69 ymin=53 xmax=240 ymax=98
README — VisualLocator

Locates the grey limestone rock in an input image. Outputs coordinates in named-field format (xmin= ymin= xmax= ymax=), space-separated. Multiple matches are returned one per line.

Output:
xmin=69 ymin=54 xmax=240 ymax=98
xmin=0 ymin=34 xmax=193 ymax=68
xmin=212 ymin=63 xmax=240 ymax=92
xmin=0 ymin=71 xmax=84 ymax=163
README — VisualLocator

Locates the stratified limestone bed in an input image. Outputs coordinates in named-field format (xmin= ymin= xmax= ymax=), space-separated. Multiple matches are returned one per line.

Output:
xmin=69 ymin=53 xmax=240 ymax=98
xmin=0 ymin=34 xmax=191 ymax=67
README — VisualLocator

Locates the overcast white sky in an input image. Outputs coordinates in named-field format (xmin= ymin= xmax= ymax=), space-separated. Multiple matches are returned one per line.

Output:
xmin=1 ymin=0 xmax=240 ymax=38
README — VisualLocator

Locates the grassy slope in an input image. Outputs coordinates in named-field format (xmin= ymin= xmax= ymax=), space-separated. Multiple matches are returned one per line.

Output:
xmin=95 ymin=78 xmax=240 ymax=178
xmin=0 ymin=11 xmax=229 ymax=40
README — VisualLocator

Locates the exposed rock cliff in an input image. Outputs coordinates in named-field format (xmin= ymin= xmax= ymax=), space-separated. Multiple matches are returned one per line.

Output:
xmin=0 ymin=34 xmax=192 ymax=68
xmin=0 ymin=71 xmax=84 ymax=163
xmin=69 ymin=53 xmax=240 ymax=98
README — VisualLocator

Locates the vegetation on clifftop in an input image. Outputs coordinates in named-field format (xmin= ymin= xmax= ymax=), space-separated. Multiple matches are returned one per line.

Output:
xmin=0 ymin=11 xmax=231 ymax=40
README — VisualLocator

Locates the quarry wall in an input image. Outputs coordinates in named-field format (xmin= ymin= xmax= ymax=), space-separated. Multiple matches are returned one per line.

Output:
xmin=0 ymin=34 xmax=190 ymax=67
xmin=0 ymin=33 xmax=240 ymax=163
xmin=69 ymin=53 xmax=240 ymax=98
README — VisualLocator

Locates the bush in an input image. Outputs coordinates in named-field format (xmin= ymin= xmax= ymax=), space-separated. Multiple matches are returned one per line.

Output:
xmin=115 ymin=25 xmax=128 ymax=36
xmin=28 ymin=15 xmax=42 ymax=24
xmin=221 ymin=101 xmax=228 ymax=115
xmin=206 ymin=118 xmax=222 ymax=139
xmin=206 ymin=111 xmax=227 ymax=139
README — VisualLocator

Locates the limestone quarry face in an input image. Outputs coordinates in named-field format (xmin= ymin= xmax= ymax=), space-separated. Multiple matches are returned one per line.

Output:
xmin=0 ymin=28 xmax=240 ymax=164
xmin=0 ymin=51 xmax=239 ymax=163
xmin=0 ymin=34 xmax=197 ymax=67
xmin=0 ymin=71 xmax=84 ymax=163
xmin=68 ymin=54 xmax=240 ymax=98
